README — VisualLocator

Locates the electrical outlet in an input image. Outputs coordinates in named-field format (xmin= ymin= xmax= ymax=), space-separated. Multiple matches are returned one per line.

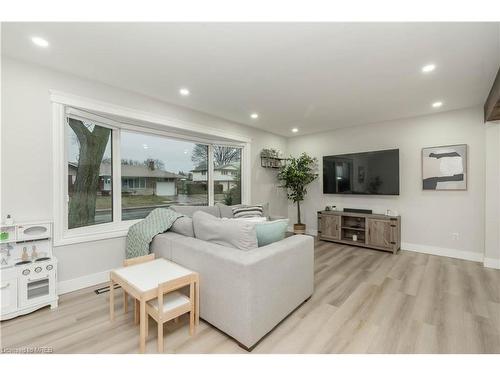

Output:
xmin=452 ymin=232 xmax=459 ymax=240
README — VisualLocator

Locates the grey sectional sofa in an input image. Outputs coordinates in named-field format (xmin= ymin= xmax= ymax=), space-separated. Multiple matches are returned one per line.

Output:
xmin=150 ymin=205 xmax=314 ymax=350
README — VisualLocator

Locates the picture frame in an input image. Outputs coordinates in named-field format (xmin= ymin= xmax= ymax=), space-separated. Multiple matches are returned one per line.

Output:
xmin=421 ymin=144 xmax=467 ymax=191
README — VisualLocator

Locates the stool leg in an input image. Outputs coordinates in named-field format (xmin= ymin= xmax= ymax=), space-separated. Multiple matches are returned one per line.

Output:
xmin=189 ymin=311 xmax=194 ymax=336
xmin=157 ymin=322 xmax=164 ymax=353
xmin=145 ymin=315 xmax=149 ymax=338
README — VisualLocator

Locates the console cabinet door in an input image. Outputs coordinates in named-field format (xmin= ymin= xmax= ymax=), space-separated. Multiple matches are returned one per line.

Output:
xmin=366 ymin=218 xmax=392 ymax=249
xmin=320 ymin=215 xmax=341 ymax=240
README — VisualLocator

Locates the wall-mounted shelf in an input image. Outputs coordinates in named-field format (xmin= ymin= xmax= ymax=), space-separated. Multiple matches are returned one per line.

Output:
xmin=260 ymin=156 xmax=286 ymax=169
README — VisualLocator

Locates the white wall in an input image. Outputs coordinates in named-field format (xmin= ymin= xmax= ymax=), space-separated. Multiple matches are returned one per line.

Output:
xmin=287 ymin=107 xmax=486 ymax=261
xmin=1 ymin=58 xmax=288 ymax=286
xmin=485 ymin=123 xmax=500 ymax=268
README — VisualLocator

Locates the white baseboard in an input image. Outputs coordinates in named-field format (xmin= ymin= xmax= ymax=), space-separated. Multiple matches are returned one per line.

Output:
xmin=57 ymin=269 xmax=111 ymax=295
xmin=483 ymin=257 xmax=500 ymax=269
xmin=401 ymin=242 xmax=484 ymax=263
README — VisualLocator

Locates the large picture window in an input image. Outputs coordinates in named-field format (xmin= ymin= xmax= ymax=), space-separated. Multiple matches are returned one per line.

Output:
xmin=56 ymin=100 xmax=249 ymax=245
xmin=120 ymin=131 xmax=208 ymax=221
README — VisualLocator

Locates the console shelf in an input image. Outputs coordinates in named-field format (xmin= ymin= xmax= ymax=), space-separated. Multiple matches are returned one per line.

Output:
xmin=317 ymin=210 xmax=401 ymax=254
xmin=341 ymin=226 xmax=366 ymax=231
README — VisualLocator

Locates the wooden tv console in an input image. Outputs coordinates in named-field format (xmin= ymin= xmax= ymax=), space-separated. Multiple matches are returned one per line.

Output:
xmin=317 ymin=210 xmax=401 ymax=254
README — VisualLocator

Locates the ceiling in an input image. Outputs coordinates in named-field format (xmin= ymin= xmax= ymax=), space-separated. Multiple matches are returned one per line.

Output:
xmin=2 ymin=22 xmax=500 ymax=136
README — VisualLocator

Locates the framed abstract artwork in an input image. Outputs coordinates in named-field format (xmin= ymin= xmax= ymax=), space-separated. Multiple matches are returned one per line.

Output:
xmin=422 ymin=144 xmax=467 ymax=190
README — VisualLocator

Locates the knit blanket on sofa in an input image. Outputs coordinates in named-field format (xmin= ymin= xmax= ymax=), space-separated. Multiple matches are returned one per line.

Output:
xmin=125 ymin=208 xmax=183 ymax=259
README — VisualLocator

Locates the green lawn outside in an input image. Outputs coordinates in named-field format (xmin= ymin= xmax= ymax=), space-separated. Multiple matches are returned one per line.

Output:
xmin=92 ymin=193 xmax=238 ymax=210
xmin=95 ymin=195 xmax=173 ymax=209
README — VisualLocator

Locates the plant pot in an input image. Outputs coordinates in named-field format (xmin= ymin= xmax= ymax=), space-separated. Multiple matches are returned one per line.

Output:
xmin=293 ymin=223 xmax=306 ymax=235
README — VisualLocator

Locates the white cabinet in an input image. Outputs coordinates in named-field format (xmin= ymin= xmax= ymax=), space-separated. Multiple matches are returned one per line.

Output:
xmin=1 ymin=275 xmax=18 ymax=315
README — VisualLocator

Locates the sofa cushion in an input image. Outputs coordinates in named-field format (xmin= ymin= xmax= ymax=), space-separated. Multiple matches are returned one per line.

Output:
xmin=193 ymin=211 xmax=258 ymax=251
xmin=171 ymin=205 xmax=220 ymax=218
xmin=255 ymin=219 xmax=289 ymax=247
xmin=217 ymin=203 xmax=237 ymax=218
xmin=170 ymin=216 xmax=195 ymax=237
xmin=150 ymin=232 xmax=187 ymax=260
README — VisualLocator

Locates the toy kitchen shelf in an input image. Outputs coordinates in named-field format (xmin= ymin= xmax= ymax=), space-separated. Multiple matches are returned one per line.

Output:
xmin=1 ymin=221 xmax=52 ymax=244
xmin=1 ymin=221 xmax=58 ymax=321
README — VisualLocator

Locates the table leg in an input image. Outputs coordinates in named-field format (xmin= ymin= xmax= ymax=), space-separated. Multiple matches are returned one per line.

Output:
xmin=195 ymin=278 xmax=200 ymax=326
xmin=134 ymin=299 xmax=140 ymax=325
xmin=139 ymin=299 xmax=146 ymax=353
xmin=123 ymin=290 xmax=128 ymax=313
xmin=109 ymin=277 xmax=115 ymax=321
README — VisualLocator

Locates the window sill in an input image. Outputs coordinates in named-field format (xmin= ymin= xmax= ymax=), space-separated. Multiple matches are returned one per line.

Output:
xmin=54 ymin=220 xmax=140 ymax=247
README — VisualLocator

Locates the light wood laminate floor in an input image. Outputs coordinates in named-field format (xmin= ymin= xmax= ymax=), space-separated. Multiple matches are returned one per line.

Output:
xmin=2 ymin=238 xmax=500 ymax=353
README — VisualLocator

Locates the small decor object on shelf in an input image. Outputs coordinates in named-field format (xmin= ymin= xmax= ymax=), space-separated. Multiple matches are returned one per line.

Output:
xmin=422 ymin=144 xmax=467 ymax=190
xmin=22 ymin=247 xmax=29 ymax=261
xmin=325 ymin=206 xmax=331 ymax=211
xmin=277 ymin=153 xmax=319 ymax=234
xmin=260 ymin=148 xmax=285 ymax=169
xmin=353 ymin=234 xmax=358 ymax=242
xmin=5 ymin=214 xmax=14 ymax=225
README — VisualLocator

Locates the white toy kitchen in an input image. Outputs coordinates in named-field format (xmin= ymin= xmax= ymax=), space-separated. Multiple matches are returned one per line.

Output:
xmin=1 ymin=221 xmax=58 ymax=320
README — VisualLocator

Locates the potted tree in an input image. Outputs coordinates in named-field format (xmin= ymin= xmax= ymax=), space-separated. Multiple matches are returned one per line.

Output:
xmin=277 ymin=153 xmax=318 ymax=234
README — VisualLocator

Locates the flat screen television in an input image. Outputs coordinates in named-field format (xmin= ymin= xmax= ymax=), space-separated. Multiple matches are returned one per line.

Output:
xmin=323 ymin=149 xmax=399 ymax=195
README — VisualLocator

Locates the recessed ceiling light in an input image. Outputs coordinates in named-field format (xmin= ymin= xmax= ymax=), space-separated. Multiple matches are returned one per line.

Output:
xmin=179 ymin=88 xmax=190 ymax=96
xmin=432 ymin=101 xmax=443 ymax=108
xmin=422 ymin=64 xmax=436 ymax=73
xmin=31 ymin=36 xmax=49 ymax=48
xmin=250 ymin=113 xmax=259 ymax=119
xmin=291 ymin=128 xmax=299 ymax=133
xmin=142 ymin=144 xmax=149 ymax=149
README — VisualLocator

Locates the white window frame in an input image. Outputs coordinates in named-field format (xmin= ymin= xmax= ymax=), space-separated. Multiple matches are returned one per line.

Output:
xmin=52 ymin=91 xmax=251 ymax=246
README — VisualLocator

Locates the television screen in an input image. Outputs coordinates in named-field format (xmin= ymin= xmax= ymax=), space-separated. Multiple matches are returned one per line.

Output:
xmin=323 ymin=149 xmax=399 ymax=195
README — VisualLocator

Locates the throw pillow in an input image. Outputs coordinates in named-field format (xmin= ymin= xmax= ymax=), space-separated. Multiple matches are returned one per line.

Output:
xmin=192 ymin=211 xmax=258 ymax=251
xmin=217 ymin=203 xmax=270 ymax=218
xmin=232 ymin=205 xmax=264 ymax=218
xmin=170 ymin=216 xmax=195 ymax=237
xmin=255 ymin=219 xmax=289 ymax=247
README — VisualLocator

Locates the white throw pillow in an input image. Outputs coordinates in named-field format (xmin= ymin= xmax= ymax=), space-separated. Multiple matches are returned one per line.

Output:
xmin=228 ymin=217 xmax=268 ymax=223
xmin=192 ymin=211 xmax=258 ymax=251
